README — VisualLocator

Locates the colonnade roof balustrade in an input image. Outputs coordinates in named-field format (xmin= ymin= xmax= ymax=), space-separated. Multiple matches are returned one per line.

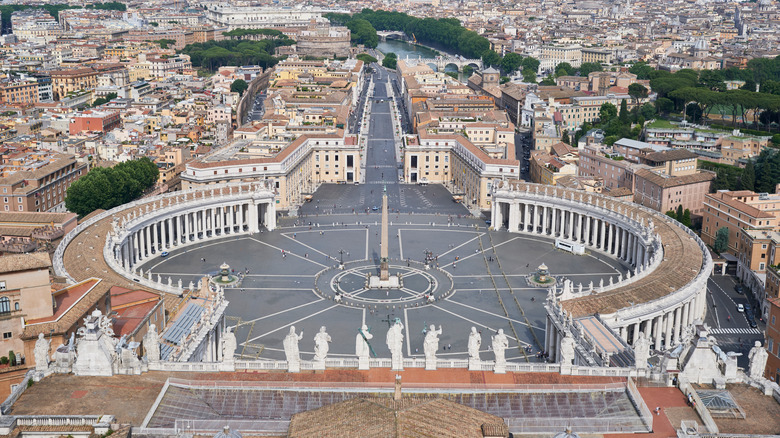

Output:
xmin=54 ymin=182 xmax=276 ymax=320
xmin=492 ymin=180 xmax=708 ymax=319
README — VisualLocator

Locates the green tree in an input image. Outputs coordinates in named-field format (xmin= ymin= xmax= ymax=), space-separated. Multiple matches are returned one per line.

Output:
xmin=521 ymin=57 xmax=540 ymax=73
xmin=382 ymin=52 xmax=397 ymax=69
xmin=740 ymin=160 xmax=756 ymax=191
xmin=579 ymin=62 xmax=602 ymax=76
xmin=714 ymin=227 xmax=730 ymax=254
xmin=699 ymin=70 xmax=727 ymax=91
xmin=628 ymin=83 xmax=648 ymax=103
xmin=153 ymin=39 xmax=177 ymax=49
xmin=500 ymin=52 xmax=522 ymax=74
xmin=522 ymin=68 xmax=536 ymax=83
xmin=92 ymin=92 xmax=117 ymax=107
xmin=347 ymin=19 xmax=378 ymax=48
xmin=555 ymin=62 xmax=574 ymax=77
xmin=230 ymin=79 xmax=248 ymax=96
xmin=655 ymin=97 xmax=674 ymax=114
xmin=599 ymin=102 xmax=617 ymax=123
xmin=561 ymin=129 xmax=570 ymax=144
xmin=481 ymin=50 xmax=501 ymax=67
xmin=619 ymin=99 xmax=630 ymax=124
xmin=462 ymin=65 xmax=473 ymax=77
xmin=666 ymin=209 xmax=676 ymax=219
xmin=539 ymin=76 xmax=556 ymax=85
xmin=675 ymin=205 xmax=684 ymax=223
xmin=65 ymin=158 xmax=159 ymax=217
xmin=356 ymin=53 xmax=377 ymax=64
xmin=682 ymin=209 xmax=692 ymax=228
xmin=640 ymin=102 xmax=656 ymax=119
xmin=629 ymin=62 xmax=654 ymax=79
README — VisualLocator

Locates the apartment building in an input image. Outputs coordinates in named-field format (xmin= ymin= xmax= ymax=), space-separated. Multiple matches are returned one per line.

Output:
xmin=181 ymin=132 xmax=360 ymax=209
xmin=767 ymin=297 xmax=780 ymax=382
xmin=69 ymin=110 xmax=121 ymax=134
xmin=0 ymin=155 xmax=88 ymax=213
xmin=50 ymin=64 xmax=126 ymax=101
xmin=403 ymin=132 xmax=519 ymax=209
xmin=702 ymin=190 xmax=780 ymax=256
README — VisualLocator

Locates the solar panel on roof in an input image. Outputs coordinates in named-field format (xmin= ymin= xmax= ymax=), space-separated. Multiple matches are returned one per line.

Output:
xmin=162 ymin=303 xmax=205 ymax=345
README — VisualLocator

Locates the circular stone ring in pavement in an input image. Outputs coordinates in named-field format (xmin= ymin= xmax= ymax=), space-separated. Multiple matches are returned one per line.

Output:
xmin=314 ymin=259 xmax=454 ymax=308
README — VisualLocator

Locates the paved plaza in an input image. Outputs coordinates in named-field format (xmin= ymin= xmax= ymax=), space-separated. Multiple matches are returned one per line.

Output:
xmin=140 ymin=69 xmax=629 ymax=363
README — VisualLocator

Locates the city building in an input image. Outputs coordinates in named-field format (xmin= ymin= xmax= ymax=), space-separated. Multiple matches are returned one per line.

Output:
xmin=0 ymin=154 xmax=88 ymax=213
xmin=702 ymin=189 xmax=780 ymax=256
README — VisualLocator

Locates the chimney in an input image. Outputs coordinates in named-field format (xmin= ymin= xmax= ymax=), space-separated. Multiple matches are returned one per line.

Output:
xmin=393 ymin=374 xmax=402 ymax=401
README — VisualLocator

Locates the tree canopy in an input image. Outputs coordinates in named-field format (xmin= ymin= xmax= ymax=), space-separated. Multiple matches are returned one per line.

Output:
xmin=65 ymin=158 xmax=159 ymax=217
xmin=356 ymin=53 xmax=378 ymax=64
xmin=180 ymin=36 xmax=293 ymax=71
xmin=231 ymin=79 xmax=248 ymax=96
xmin=382 ymin=52 xmax=397 ymax=69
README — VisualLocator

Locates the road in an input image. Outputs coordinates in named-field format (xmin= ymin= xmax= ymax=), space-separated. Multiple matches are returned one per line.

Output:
xmin=704 ymin=274 xmax=764 ymax=368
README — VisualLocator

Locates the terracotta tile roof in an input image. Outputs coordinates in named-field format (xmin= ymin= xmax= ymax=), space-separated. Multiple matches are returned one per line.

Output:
xmin=643 ymin=149 xmax=698 ymax=162
xmin=706 ymin=191 xmax=774 ymax=219
xmin=0 ymin=252 xmax=51 ymax=274
xmin=24 ymin=278 xmax=100 ymax=327
xmin=416 ymin=132 xmax=519 ymax=167
xmin=0 ymin=212 xmax=77 ymax=225
xmin=633 ymin=169 xmax=715 ymax=188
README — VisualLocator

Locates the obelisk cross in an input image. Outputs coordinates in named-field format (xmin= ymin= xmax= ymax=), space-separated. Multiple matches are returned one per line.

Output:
xmin=380 ymin=184 xmax=390 ymax=281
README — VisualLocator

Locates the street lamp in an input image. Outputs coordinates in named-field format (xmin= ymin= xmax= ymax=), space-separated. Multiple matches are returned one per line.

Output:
xmin=338 ymin=249 xmax=348 ymax=266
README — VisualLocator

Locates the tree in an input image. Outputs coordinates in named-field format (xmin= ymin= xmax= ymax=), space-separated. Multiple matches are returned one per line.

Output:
xmin=481 ymin=50 xmax=500 ymax=67
xmin=685 ymin=102 xmax=703 ymax=123
xmin=230 ymin=79 xmax=248 ymax=96
xmin=521 ymin=57 xmax=540 ymax=73
xmin=628 ymin=83 xmax=648 ymax=103
xmin=539 ymin=76 xmax=556 ymax=85
xmin=640 ymin=102 xmax=656 ymax=119
xmin=500 ymin=52 xmax=522 ymax=74
xmin=382 ymin=52 xmax=397 ymax=69
xmin=356 ymin=53 xmax=377 ymax=64
xmin=655 ymin=97 xmax=674 ymax=114
xmin=619 ymin=99 xmax=630 ymax=124
xmin=346 ymin=19 xmax=378 ymax=48
xmin=740 ymin=160 xmax=756 ymax=191
xmin=714 ymin=227 xmax=730 ymax=254
xmin=555 ymin=62 xmax=574 ymax=77
xmin=629 ymin=62 xmax=654 ymax=79
xmin=599 ymin=102 xmax=617 ymax=123
xmin=666 ymin=209 xmax=676 ymax=219
xmin=92 ymin=92 xmax=117 ymax=107
xmin=561 ymin=129 xmax=570 ymax=144
xmin=682 ymin=209 xmax=692 ymax=228
xmin=699 ymin=70 xmax=727 ymax=91
xmin=462 ymin=65 xmax=473 ymax=77
xmin=522 ymin=68 xmax=536 ymax=83
xmin=579 ymin=62 xmax=602 ymax=77
xmin=65 ymin=158 xmax=159 ymax=217
xmin=154 ymin=39 xmax=176 ymax=49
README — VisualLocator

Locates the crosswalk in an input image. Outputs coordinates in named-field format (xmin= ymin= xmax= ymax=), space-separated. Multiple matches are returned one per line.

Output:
xmin=709 ymin=327 xmax=762 ymax=335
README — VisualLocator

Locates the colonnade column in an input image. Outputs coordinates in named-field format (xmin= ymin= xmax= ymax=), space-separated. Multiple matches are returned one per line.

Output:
xmin=653 ymin=315 xmax=662 ymax=350
xmin=664 ymin=313 xmax=673 ymax=348
xmin=508 ymin=203 xmax=519 ymax=232
xmin=542 ymin=206 xmax=548 ymax=235
xmin=568 ymin=211 xmax=575 ymax=240
xmin=523 ymin=203 xmax=530 ymax=232
xmin=551 ymin=208 xmax=557 ymax=237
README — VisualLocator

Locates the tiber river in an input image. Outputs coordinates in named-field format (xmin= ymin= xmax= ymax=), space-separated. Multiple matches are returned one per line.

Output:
xmin=377 ymin=39 xmax=464 ymax=77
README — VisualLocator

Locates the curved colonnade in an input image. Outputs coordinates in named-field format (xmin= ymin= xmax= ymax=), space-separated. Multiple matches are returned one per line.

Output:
xmin=490 ymin=181 xmax=712 ymax=353
xmin=53 ymin=182 xmax=277 ymax=295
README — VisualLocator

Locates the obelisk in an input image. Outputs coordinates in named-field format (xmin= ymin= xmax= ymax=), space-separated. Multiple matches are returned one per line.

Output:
xmin=379 ymin=185 xmax=390 ymax=280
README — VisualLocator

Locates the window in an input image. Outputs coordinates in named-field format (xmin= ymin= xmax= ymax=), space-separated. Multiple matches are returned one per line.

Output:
xmin=14 ymin=302 xmax=19 ymax=311
xmin=0 ymin=281 xmax=4 ymax=291
xmin=2 ymin=332 xmax=10 ymax=339
xmin=0 ymin=297 xmax=9 ymax=314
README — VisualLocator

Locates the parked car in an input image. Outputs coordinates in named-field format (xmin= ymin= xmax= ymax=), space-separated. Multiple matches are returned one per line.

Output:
xmin=737 ymin=303 xmax=745 ymax=312
xmin=735 ymin=284 xmax=744 ymax=294
xmin=161 ymin=251 xmax=169 ymax=257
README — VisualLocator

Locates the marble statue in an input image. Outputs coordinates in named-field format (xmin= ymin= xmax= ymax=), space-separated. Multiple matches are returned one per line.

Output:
xmin=143 ymin=324 xmax=160 ymax=363
xmin=560 ymin=331 xmax=576 ymax=366
xmin=633 ymin=332 xmax=650 ymax=369
xmin=34 ymin=333 xmax=50 ymax=372
xmin=423 ymin=324 xmax=442 ymax=370
xmin=468 ymin=327 xmax=481 ymax=360
xmin=356 ymin=324 xmax=373 ymax=370
xmin=313 ymin=326 xmax=331 ymax=363
xmin=468 ymin=327 xmax=481 ymax=370
xmin=386 ymin=320 xmax=405 ymax=371
xmin=492 ymin=329 xmax=509 ymax=373
xmin=748 ymin=341 xmax=768 ymax=380
xmin=283 ymin=326 xmax=304 ymax=372
xmin=222 ymin=327 xmax=237 ymax=363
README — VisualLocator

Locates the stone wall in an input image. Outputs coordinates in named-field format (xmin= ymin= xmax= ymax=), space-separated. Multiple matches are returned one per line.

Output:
xmin=296 ymin=37 xmax=350 ymax=58
xmin=236 ymin=69 xmax=272 ymax=127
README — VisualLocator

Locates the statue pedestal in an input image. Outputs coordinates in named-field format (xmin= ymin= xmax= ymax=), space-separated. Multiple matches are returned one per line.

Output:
xmin=368 ymin=275 xmax=400 ymax=289
xmin=358 ymin=356 xmax=370 ymax=370
xmin=313 ymin=359 xmax=326 ymax=371
xmin=493 ymin=361 xmax=506 ymax=374
xmin=468 ymin=358 xmax=481 ymax=371
xmin=425 ymin=358 xmax=436 ymax=371
xmin=287 ymin=360 xmax=300 ymax=373
xmin=391 ymin=357 xmax=404 ymax=371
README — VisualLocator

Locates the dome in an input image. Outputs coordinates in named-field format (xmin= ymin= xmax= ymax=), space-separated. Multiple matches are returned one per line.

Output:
xmin=553 ymin=427 xmax=581 ymax=438
xmin=214 ymin=426 xmax=242 ymax=438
